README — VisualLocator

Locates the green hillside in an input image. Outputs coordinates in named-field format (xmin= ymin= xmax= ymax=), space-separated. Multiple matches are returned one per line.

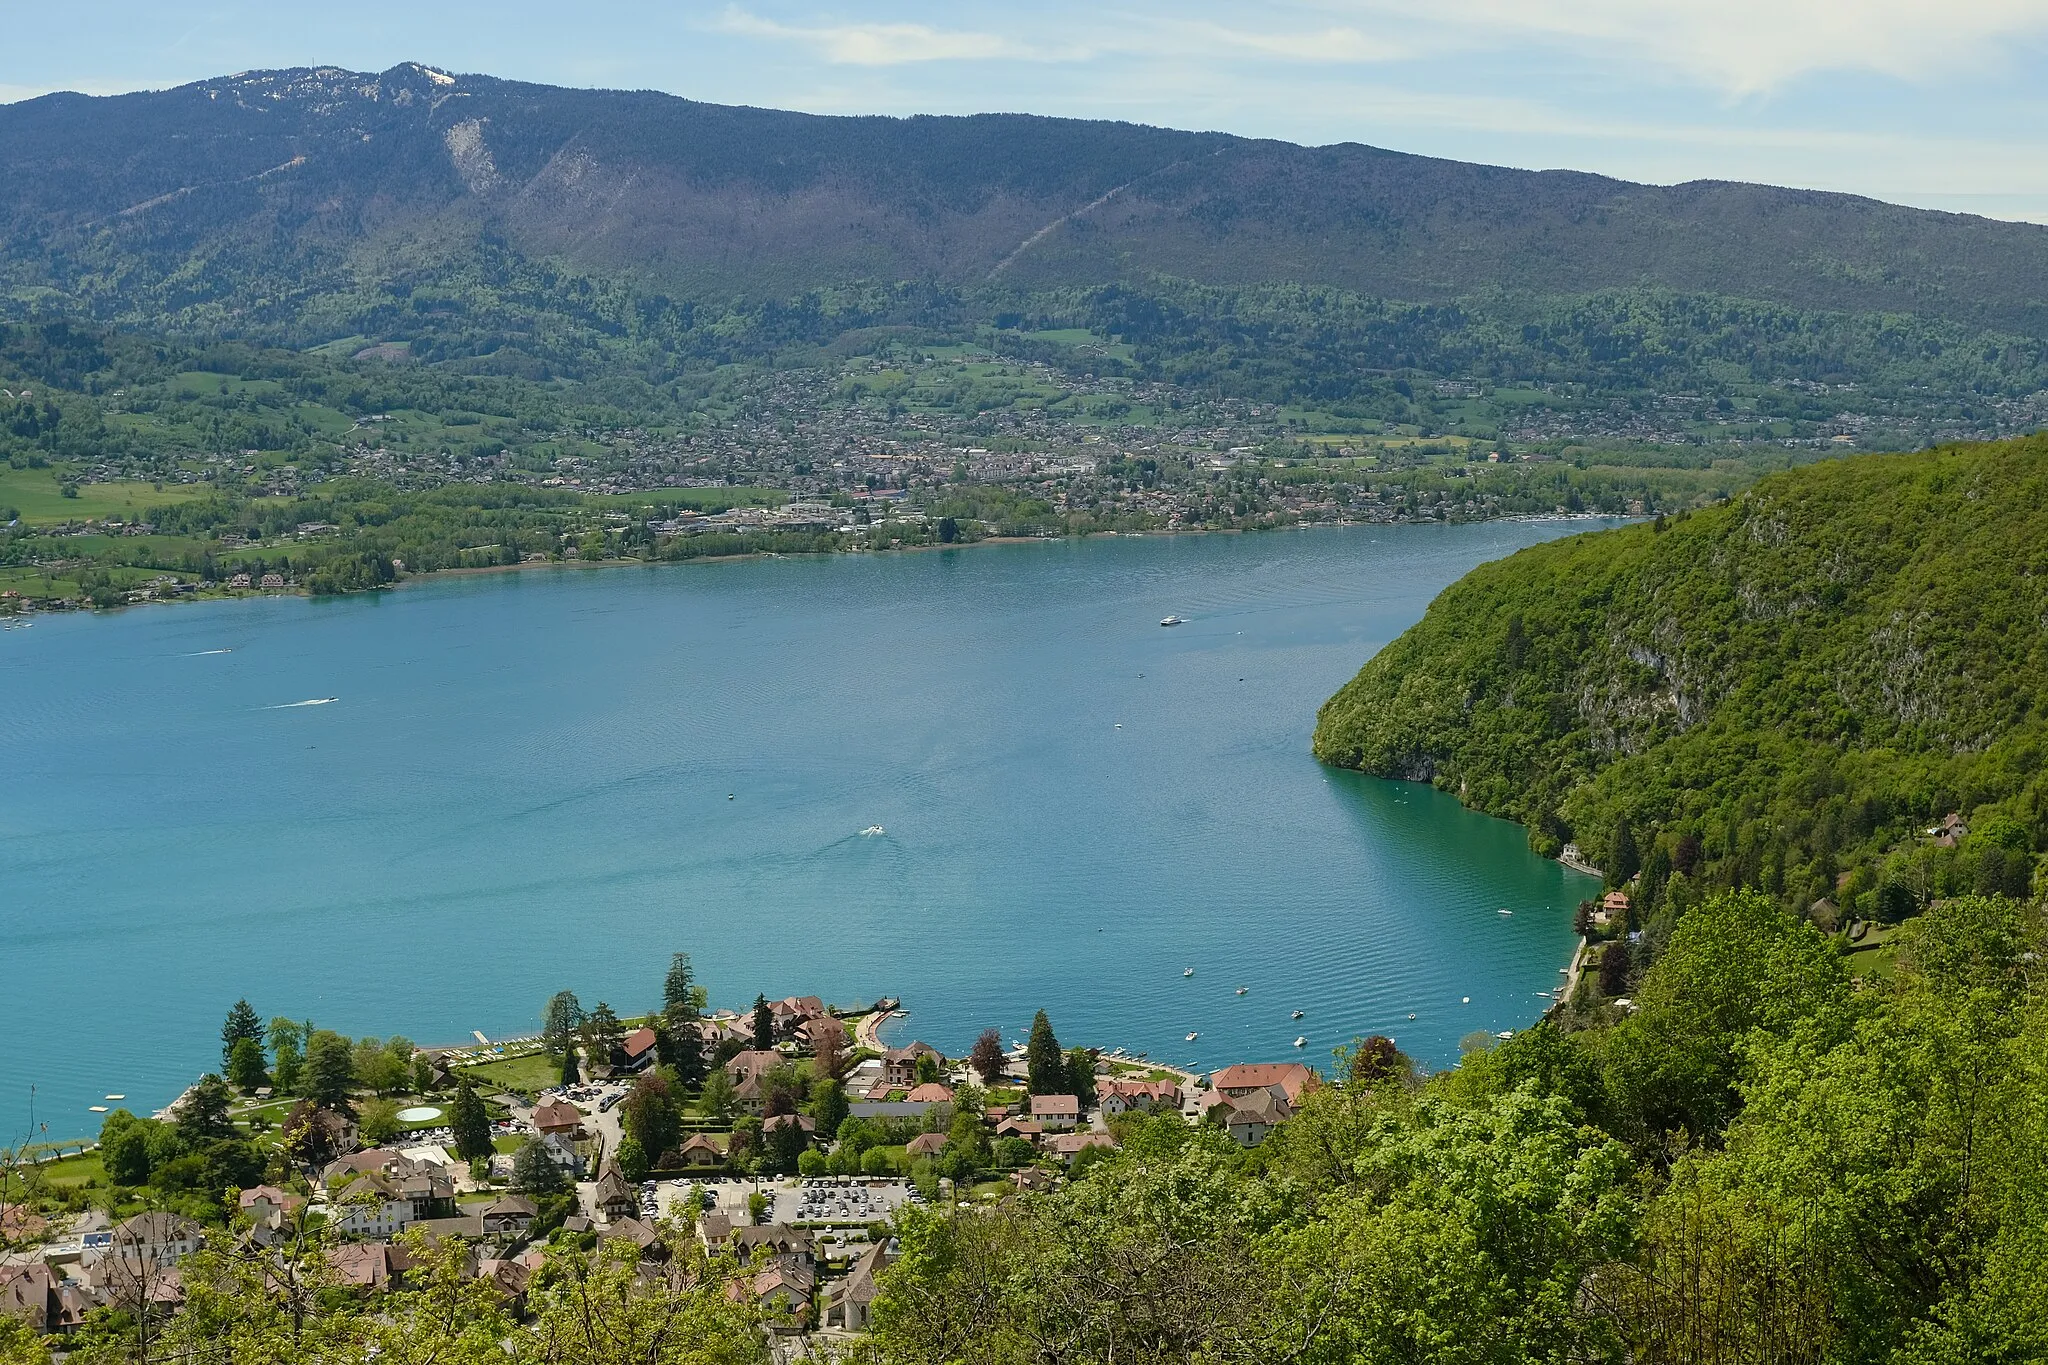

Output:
xmin=1314 ymin=438 xmax=2048 ymax=928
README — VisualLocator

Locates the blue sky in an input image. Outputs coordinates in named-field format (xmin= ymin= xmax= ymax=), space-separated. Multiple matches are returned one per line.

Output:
xmin=9 ymin=0 xmax=2048 ymax=220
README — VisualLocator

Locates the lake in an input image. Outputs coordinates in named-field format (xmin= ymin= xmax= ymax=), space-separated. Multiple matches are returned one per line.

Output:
xmin=0 ymin=521 xmax=1607 ymax=1142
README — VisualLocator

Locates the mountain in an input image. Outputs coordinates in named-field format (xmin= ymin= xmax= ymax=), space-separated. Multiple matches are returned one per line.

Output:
xmin=1312 ymin=437 xmax=2048 ymax=918
xmin=8 ymin=63 xmax=2048 ymax=336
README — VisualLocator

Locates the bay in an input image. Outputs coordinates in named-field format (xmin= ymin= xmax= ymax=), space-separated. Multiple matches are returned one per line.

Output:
xmin=0 ymin=521 xmax=1608 ymax=1142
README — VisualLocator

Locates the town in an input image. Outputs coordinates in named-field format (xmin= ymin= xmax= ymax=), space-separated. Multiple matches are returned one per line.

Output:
xmin=0 ymin=956 xmax=1329 ymax=1356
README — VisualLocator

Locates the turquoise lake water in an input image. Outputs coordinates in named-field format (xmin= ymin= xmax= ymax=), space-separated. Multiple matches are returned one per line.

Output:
xmin=0 ymin=521 xmax=1607 ymax=1142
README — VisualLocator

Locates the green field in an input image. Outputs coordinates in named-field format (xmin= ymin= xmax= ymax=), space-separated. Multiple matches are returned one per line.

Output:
xmin=0 ymin=466 xmax=211 ymax=525
xmin=457 ymin=1052 xmax=560 ymax=1096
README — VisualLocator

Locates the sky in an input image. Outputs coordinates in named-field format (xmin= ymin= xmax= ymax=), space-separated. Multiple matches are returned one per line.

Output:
xmin=7 ymin=0 xmax=2048 ymax=221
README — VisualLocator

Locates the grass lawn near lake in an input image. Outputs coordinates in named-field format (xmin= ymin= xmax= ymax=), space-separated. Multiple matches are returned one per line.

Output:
xmin=457 ymin=1052 xmax=560 ymax=1096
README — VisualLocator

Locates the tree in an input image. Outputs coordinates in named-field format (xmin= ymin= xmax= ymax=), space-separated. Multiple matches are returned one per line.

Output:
xmin=969 ymin=1027 xmax=1007 ymax=1084
xmin=1610 ymin=816 xmax=1641 ymax=887
xmin=752 ymin=995 xmax=774 ymax=1050
xmin=450 ymin=1076 xmax=492 ymax=1163
xmin=273 ymin=1038 xmax=303 ymax=1096
xmin=302 ymin=1030 xmax=356 ymax=1110
xmin=1598 ymin=938 xmax=1633 ymax=996
xmin=179 ymin=1073 xmax=237 ymax=1141
xmin=541 ymin=990 xmax=585 ymax=1057
xmin=663 ymin=953 xmax=698 ymax=1016
xmin=514 ymin=1137 xmax=568 ymax=1195
xmin=914 ymin=1052 xmax=942 ymax=1086
xmin=621 ymin=1074 xmax=681 ymax=1164
xmin=809 ymin=1079 xmax=849 ymax=1136
xmin=1347 ymin=1034 xmax=1405 ymax=1086
xmin=359 ymin=1098 xmax=401 ymax=1146
xmin=1064 ymin=1048 xmax=1097 ymax=1108
xmin=701 ymin=1066 xmax=737 ymax=1121
xmin=614 ymin=1135 xmax=649 ymax=1185
xmin=582 ymin=1002 xmax=624 ymax=1066
xmin=560 ymin=1046 xmax=580 ymax=1086
xmin=99 ymin=1110 xmax=157 ymax=1186
xmin=227 ymin=1037 xmax=268 ymax=1092
xmin=1026 ymin=1011 xmax=1064 ymax=1094
xmin=768 ymin=1118 xmax=810 ymax=1175
xmin=221 ymin=999 xmax=263 ymax=1071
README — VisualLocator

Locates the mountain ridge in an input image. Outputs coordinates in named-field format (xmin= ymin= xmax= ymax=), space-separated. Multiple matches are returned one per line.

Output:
xmin=8 ymin=63 xmax=2048 ymax=336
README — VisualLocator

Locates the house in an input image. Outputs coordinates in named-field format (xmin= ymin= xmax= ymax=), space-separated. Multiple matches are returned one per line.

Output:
xmin=0 ymin=1206 xmax=47 ymax=1243
xmin=1 ymin=1264 xmax=92 ymax=1335
xmin=96 ymin=1212 xmax=204 ymax=1269
xmin=822 ymin=1238 xmax=894 ymax=1331
xmin=905 ymin=1132 xmax=948 ymax=1159
xmin=1932 ymin=812 xmax=1969 ymax=848
xmin=1011 ymin=1167 xmax=1057 ymax=1193
xmin=726 ymin=1049 xmax=785 ymax=1114
xmin=325 ymin=1167 xmax=455 ymax=1239
xmin=799 ymin=1015 xmax=847 ymax=1057
xmin=1047 ymin=1132 xmax=1117 ymax=1165
xmin=594 ymin=1163 xmax=639 ymax=1221
xmin=676 ymin=1133 xmax=724 ymax=1167
xmin=229 ymin=573 xmax=252 ymax=588
xmin=1595 ymin=890 xmax=1631 ymax=928
xmin=904 ymin=1082 xmax=953 ymax=1105
xmin=769 ymin=996 xmax=829 ymax=1041
xmin=540 ymin=1131 xmax=585 ymax=1176
xmin=881 ymin=1042 xmax=942 ymax=1087
xmin=236 ymin=1185 xmax=304 ymax=1232
xmin=1097 ymin=1079 xmax=1180 ymax=1115
xmin=329 ymin=1241 xmax=403 ymax=1293
xmin=479 ymin=1195 xmax=538 ymax=1237
xmin=1028 ymin=1094 xmax=1082 ymax=1130
xmin=259 ymin=573 xmax=285 ymax=589
xmin=1213 ymin=1087 xmax=1292 ymax=1147
xmin=733 ymin=1259 xmax=814 ymax=1329
xmin=762 ymin=1113 xmax=818 ymax=1149
xmin=532 ymin=1099 xmax=584 ymax=1137
xmin=994 ymin=1117 xmax=1045 ymax=1142
xmin=1209 ymin=1063 xmax=1313 ymax=1108
xmin=600 ymin=1217 xmax=662 ymax=1259
xmin=620 ymin=1027 xmax=660 ymax=1073
xmin=475 ymin=1258 xmax=533 ymax=1312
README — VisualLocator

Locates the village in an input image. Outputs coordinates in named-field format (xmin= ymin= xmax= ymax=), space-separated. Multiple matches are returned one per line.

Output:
xmin=0 ymin=975 xmax=1321 ymax=1353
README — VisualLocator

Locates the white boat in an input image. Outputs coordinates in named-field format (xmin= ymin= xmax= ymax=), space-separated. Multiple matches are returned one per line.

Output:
xmin=1160 ymin=615 xmax=1183 ymax=627
xmin=1183 ymin=968 xmax=1194 ymax=977
xmin=1292 ymin=1036 xmax=1306 ymax=1048
xmin=1498 ymin=908 xmax=1513 ymax=916
xmin=1235 ymin=987 xmax=1247 ymax=996
xmin=1290 ymin=1010 xmax=1304 ymax=1020
xmin=860 ymin=825 xmax=886 ymax=836
xmin=1185 ymin=1031 xmax=1199 ymax=1042
xmin=1461 ymin=996 xmax=1471 ymax=1004
xmin=88 ymin=1105 xmax=107 ymax=1113
xmin=1407 ymin=1012 xmax=1417 ymax=1020
xmin=105 ymin=1093 xmax=125 ymax=1100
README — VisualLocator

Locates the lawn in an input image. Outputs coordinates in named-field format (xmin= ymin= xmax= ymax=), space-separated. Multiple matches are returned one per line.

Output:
xmin=0 ymin=466 xmax=212 ymax=525
xmin=457 ymin=1052 xmax=561 ymax=1096
xmin=1 ymin=1150 xmax=105 ymax=1200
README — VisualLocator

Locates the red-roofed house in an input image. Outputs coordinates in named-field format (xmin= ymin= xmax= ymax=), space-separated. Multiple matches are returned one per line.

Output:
xmin=1097 ymin=1079 xmax=1181 ymax=1115
xmin=620 ymin=1027 xmax=660 ymax=1072
xmin=882 ymin=1042 xmax=942 ymax=1087
xmin=904 ymin=1082 xmax=953 ymax=1105
xmin=1209 ymin=1063 xmax=1313 ymax=1107
xmin=532 ymin=1099 xmax=584 ymax=1137
xmin=905 ymin=1132 xmax=948 ymax=1159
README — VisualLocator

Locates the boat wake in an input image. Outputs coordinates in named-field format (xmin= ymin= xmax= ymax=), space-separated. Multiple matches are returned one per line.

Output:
xmin=186 ymin=648 xmax=232 ymax=656
xmin=267 ymin=697 xmax=338 ymax=708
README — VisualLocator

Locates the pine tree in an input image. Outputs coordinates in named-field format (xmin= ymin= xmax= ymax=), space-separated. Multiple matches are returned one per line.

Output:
xmin=179 ymin=1073 xmax=236 ymax=1140
xmin=541 ymin=991 xmax=585 ymax=1057
xmin=560 ymin=1046 xmax=579 ymax=1086
xmin=450 ymin=1076 xmax=492 ymax=1162
xmin=752 ymin=995 xmax=774 ymax=1050
xmin=1026 ymin=1011 xmax=1064 ymax=1094
xmin=663 ymin=953 xmax=698 ymax=1016
xmin=512 ymin=1137 xmax=566 ymax=1194
xmin=1611 ymin=817 xmax=1642 ymax=887
xmin=221 ymin=999 xmax=263 ymax=1070
xmin=302 ymin=1030 xmax=355 ymax=1110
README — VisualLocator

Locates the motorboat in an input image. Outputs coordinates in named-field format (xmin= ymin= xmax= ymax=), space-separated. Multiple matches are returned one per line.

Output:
xmin=1185 ymin=1031 xmax=1199 ymax=1042
xmin=1293 ymin=1036 xmax=1306 ymax=1048
xmin=1160 ymin=615 xmax=1184 ymax=627
xmin=1235 ymin=987 xmax=1247 ymax=996
xmin=1183 ymin=968 xmax=1194 ymax=977
xmin=1290 ymin=1010 xmax=1304 ymax=1020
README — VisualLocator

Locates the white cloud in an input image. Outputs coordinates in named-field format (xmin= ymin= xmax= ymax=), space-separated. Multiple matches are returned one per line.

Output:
xmin=1341 ymin=0 xmax=2048 ymax=93
xmin=714 ymin=9 xmax=1074 ymax=65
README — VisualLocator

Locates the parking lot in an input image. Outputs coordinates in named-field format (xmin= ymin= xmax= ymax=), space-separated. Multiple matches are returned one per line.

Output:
xmin=775 ymin=1177 xmax=918 ymax=1226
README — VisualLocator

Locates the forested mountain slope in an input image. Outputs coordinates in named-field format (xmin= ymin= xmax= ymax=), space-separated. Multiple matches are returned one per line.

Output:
xmin=1314 ymin=437 xmax=2048 ymax=916
xmin=8 ymin=63 xmax=2048 ymax=334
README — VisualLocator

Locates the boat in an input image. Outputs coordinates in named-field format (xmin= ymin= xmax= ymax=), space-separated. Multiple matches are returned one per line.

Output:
xmin=1407 ymin=1013 xmax=1417 ymax=1020
xmin=1290 ymin=1010 xmax=1304 ymax=1020
xmin=860 ymin=825 xmax=886 ymax=836
xmin=1293 ymin=1036 xmax=1306 ymax=1048
xmin=1498 ymin=908 xmax=1513 ymax=916
xmin=105 ymin=1094 xmax=125 ymax=1100
xmin=1185 ymin=1031 xmax=1199 ymax=1042
xmin=1183 ymin=968 xmax=1194 ymax=977
xmin=88 ymin=1105 xmax=106 ymax=1113
xmin=1159 ymin=615 xmax=1183 ymax=627
xmin=1461 ymin=996 xmax=1471 ymax=1004
xmin=1235 ymin=987 xmax=1247 ymax=996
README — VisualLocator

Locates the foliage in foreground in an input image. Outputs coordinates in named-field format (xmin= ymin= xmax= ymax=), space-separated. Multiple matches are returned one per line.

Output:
xmin=866 ymin=891 xmax=2048 ymax=1365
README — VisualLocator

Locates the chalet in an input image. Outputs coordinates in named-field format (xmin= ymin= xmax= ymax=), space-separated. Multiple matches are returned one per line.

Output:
xmin=822 ymin=1238 xmax=894 ymax=1331
xmin=905 ymin=1132 xmax=948 ymax=1159
xmin=799 ymin=1014 xmax=847 ymax=1056
xmin=540 ymin=1131 xmax=584 ymax=1175
xmin=1213 ymin=1087 xmax=1292 ymax=1147
xmin=881 ymin=1042 xmax=942 ymax=1087
xmin=1028 ymin=1094 xmax=1082 ymax=1130
xmin=676 ymin=1133 xmax=724 ymax=1167
xmin=1097 ymin=1078 xmax=1180 ymax=1115
xmin=726 ymin=1049 xmax=784 ymax=1114
xmin=1209 ymin=1063 xmax=1313 ymax=1107
xmin=478 ymin=1195 xmax=538 ymax=1237
xmin=1931 ymin=812 xmax=1969 ymax=848
xmin=600 ymin=1217 xmax=662 ymax=1258
xmin=1048 ymin=1131 xmax=1117 ymax=1165
xmin=531 ymin=1099 xmax=584 ymax=1137
xmin=620 ymin=1027 xmax=660 ymax=1072
xmin=762 ymin=1113 xmax=818 ymax=1149
xmin=0 ymin=1264 xmax=92 ymax=1336
xmin=994 ymin=1117 xmax=1045 ymax=1141
xmin=733 ymin=1260 xmax=814 ymax=1329
xmin=475 ymin=1258 xmax=533 ymax=1312
xmin=236 ymin=1185 xmax=304 ymax=1232
xmin=904 ymin=1082 xmax=953 ymax=1105
xmin=594 ymin=1163 xmax=638 ymax=1221
xmin=1011 ymin=1167 xmax=1057 ymax=1193
xmin=769 ymin=996 xmax=829 ymax=1041
xmin=329 ymin=1242 xmax=403 ymax=1293
xmin=1594 ymin=890 xmax=1630 ymax=928
xmin=259 ymin=573 xmax=285 ymax=589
